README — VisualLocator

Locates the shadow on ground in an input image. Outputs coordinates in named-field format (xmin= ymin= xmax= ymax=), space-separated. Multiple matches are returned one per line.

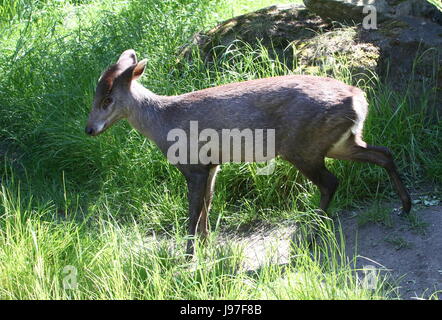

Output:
xmin=221 ymin=191 xmax=442 ymax=299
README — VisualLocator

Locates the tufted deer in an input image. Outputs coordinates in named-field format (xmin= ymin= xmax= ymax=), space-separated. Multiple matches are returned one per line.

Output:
xmin=85 ymin=49 xmax=411 ymax=254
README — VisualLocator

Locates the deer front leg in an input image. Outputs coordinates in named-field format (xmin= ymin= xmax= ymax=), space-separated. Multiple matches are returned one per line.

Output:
xmin=196 ymin=165 xmax=220 ymax=238
xmin=184 ymin=168 xmax=210 ymax=255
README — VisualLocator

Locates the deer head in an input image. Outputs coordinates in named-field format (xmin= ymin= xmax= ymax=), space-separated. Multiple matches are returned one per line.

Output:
xmin=85 ymin=49 xmax=147 ymax=136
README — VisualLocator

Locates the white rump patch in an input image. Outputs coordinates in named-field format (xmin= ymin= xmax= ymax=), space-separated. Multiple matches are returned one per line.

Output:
xmin=328 ymin=129 xmax=352 ymax=155
xmin=351 ymin=94 xmax=368 ymax=135
xmin=329 ymin=93 xmax=368 ymax=156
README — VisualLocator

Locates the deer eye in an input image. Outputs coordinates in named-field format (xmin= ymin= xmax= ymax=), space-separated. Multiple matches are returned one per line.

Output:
xmin=102 ymin=97 xmax=113 ymax=109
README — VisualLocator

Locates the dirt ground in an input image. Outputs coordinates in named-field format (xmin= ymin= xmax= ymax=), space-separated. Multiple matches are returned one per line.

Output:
xmin=340 ymin=203 xmax=442 ymax=299
xmin=229 ymin=193 xmax=442 ymax=300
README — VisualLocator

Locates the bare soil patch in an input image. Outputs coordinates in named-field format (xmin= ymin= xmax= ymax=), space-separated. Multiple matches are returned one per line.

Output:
xmin=340 ymin=203 xmax=442 ymax=299
xmin=224 ymin=194 xmax=442 ymax=299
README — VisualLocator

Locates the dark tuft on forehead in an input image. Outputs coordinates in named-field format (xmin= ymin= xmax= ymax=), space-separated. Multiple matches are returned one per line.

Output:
xmin=96 ymin=64 xmax=124 ymax=98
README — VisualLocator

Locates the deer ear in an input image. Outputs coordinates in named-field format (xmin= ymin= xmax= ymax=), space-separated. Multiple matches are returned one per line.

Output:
xmin=114 ymin=59 xmax=147 ymax=88
xmin=132 ymin=59 xmax=147 ymax=81
xmin=117 ymin=49 xmax=137 ymax=69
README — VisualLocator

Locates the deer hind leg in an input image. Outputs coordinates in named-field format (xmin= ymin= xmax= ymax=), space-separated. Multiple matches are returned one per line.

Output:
xmin=287 ymin=156 xmax=339 ymax=213
xmin=327 ymin=134 xmax=411 ymax=214
xmin=283 ymin=155 xmax=339 ymax=248
xmin=196 ymin=165 xmax=219 ymax=238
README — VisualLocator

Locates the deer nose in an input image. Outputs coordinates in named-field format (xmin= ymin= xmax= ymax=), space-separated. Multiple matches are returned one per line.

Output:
xmin=85 ymin=126 xmax=94 ymax=136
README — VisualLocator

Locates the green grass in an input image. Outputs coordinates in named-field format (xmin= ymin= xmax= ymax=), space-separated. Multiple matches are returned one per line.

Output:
xmin=0 ymin=0 xmax=441 ymax=299
xmin=214 ymin=0 xmax=302 ymax=19
xmin=384 ymin=235 xmax=412 ymax=251
xmin=0 ymin=177 xmax=389 ymax=299
xmin=428 ymin=0 xmax=442 ymax=11
xmin=356 ymin=202 xmax=393 ymax=228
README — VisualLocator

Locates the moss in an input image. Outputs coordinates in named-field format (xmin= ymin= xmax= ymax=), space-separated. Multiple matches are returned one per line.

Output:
xmin=378 ymin=19 xmax=409 ymax=37
xmin=281 ymin=26 xmax=380 ymax=82
xmin=388 ymin=0 xmax=409 ymax=4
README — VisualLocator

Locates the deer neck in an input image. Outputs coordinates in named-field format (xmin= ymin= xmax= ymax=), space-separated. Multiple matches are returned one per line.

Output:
xmin=126 ymin=82 xmax=166 ymax=142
